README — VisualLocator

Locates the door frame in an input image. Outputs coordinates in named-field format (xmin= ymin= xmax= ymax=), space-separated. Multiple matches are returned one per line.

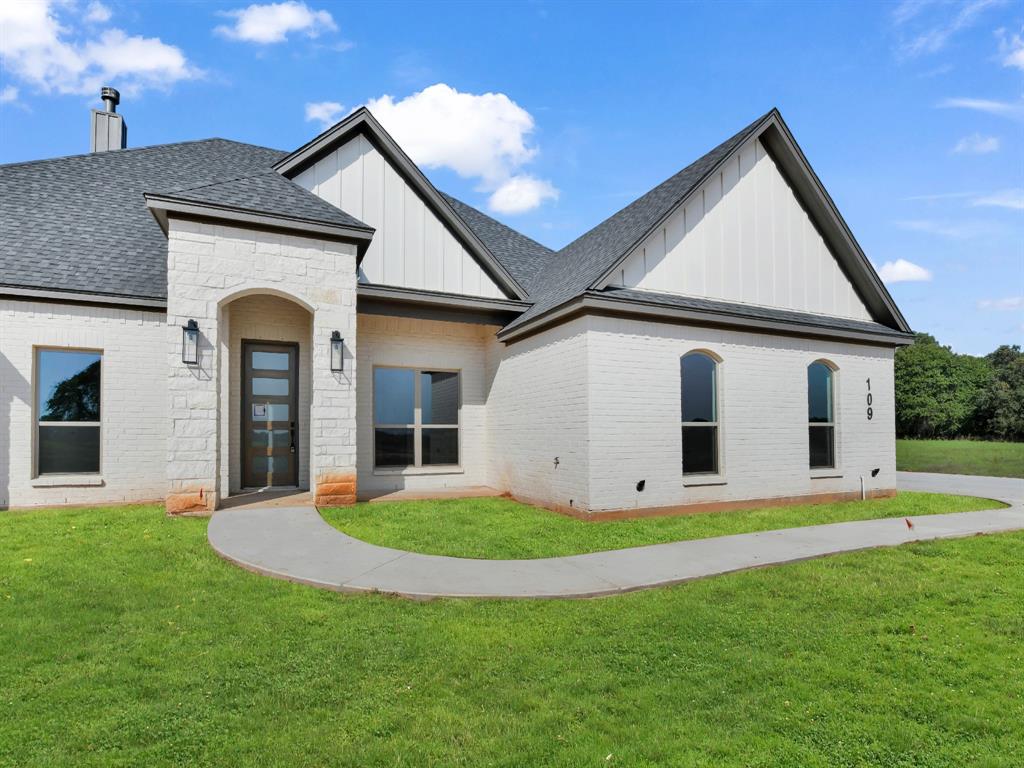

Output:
xmin=240 ymin=339 xmax=300 ymax=488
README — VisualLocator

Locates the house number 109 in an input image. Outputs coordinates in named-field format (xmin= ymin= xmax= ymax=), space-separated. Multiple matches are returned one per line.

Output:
xmin=866 ymin=378 xmax=873 ymax=420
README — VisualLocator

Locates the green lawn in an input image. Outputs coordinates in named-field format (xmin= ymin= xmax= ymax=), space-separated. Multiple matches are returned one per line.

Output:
xmin=3 ymin=504 xmax=1022 ymax=766
xmin=322 ymin=492 xmax=1002 ymax=559
xmin=897 ymin=439 xmax=1024 ymax=478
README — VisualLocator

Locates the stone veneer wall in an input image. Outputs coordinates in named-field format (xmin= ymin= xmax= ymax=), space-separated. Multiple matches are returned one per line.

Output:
xmin=165 ymin=218 xmax=358 ymax=513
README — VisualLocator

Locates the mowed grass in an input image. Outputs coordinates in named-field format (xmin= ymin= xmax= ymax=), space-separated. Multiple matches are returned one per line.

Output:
xmin=3 ymin=504 xmax=1023 ymax=767
xmin=897 ymin=439 xmax=1024 ymax=479
xmin=321 ymin=492 xmax=1002 ymax=559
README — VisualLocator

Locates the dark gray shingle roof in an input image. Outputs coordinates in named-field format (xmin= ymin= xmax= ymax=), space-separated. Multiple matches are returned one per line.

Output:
xmin=503 ymin=110 xmax=773 ymax=331
xmin=1 ymin=139 xmax=288 ymax=301
xmin=442 ymin=193 xmax=555 ymax=291
xmin=596 ymin=288 xmax=911 ymax=340
xmin=157 ymin=170 xmax=371 ymax=231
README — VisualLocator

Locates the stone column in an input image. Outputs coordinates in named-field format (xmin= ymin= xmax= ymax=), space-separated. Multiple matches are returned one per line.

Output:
xmin=166 ymin=218 xmax=221 ymax=514
xmin=310 ymin=240 xmax=358 ymax=507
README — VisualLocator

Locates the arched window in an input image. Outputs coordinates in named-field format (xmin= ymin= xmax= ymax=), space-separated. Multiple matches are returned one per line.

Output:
xmin=807 ymin=361 xmax=835 ymax=469
xmin=681 ymin=352 xmax=719 ymax=475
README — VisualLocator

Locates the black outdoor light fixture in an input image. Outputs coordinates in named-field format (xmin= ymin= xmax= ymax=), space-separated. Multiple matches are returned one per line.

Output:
xmin=181 ymin=319 xmax=199 ymax=365
xmin=330 ymin=330 xmax=344 ymax=372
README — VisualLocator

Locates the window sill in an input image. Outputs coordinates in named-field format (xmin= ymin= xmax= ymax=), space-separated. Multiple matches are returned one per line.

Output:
xmin=683 ymin=475 xmax=727 ymax=488
xmin=810 ymin=470 xmax=843 ymax=479
xmin=373 ymin=466 xmax=465 ymax=477
xmin=32 ymin=474 xmax=104 ymax=488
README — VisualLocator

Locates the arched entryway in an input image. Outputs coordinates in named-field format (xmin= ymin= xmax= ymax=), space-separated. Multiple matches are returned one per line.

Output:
xmin=219 ymin=291 xmax=313 ymax=496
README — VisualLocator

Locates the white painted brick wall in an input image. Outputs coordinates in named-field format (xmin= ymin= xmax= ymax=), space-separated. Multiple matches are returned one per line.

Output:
xmin=166 ymin=218 xmax=357 ymax=511
xmin=0 ymin=298 xmax=167 ymax=508
xmin=584 ymin=315 xmax=896 ymax=511
xmin=484 ymin=317 xmax=591 ymax=511
xmin=356 ymin=313 xmax=497 ymax=496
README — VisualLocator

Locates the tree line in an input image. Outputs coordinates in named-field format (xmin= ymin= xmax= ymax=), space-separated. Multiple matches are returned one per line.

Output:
xmin=894 ymin=334 xmax=1023 ymax=441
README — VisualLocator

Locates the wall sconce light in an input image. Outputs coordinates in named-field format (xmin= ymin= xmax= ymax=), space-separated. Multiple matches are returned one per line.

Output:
xmin=330 ymin=330 xmax=344 ymax=372
xmin=181 ymin=319 xmax=199 ymax=365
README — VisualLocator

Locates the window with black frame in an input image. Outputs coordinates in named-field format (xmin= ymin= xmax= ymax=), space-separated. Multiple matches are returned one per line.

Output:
xmin=808 ymin=361 xmax=836 ymax=469
xmin=36 ymin=349 xmax=102 ymax=475
xmin=681 ymin=352 xmax=719 ymax=475
xmin=374 ymin=367 xmax=460 ymax=469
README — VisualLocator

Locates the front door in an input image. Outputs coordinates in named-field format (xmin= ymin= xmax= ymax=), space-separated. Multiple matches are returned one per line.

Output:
xmin=242 ymin=341 xmax=299 ymax=488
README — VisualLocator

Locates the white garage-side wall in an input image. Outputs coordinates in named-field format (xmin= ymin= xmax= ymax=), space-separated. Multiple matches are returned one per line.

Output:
xmin=294 ymin=133 xmax=508 ymax=299
xmin=0 ymin=298 xmax=167 ymax=509
xmin=608 ymin=138 xmax=873 ymax=322
xmin=356 ymin=313 xmax=497 ymax=498
xmin=484 ymin=316 xmax=591 ymax=512
xmin=584 ymin=315 xmax=896 ymax=513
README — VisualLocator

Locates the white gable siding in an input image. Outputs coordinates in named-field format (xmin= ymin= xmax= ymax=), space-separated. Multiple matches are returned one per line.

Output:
xmin=293 ymin=133 xmax=508 ymax=299
xmin=608 ymin=139 xmax=872 ymax=322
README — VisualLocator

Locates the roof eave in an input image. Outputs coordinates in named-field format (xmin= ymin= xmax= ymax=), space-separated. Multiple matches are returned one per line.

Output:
xmin=272 ymin=107 xmax=530 ymax=301
xmin=496 ymin=291 xmax=915 ymax=347
xmin=144 ymin=194 xmax=375 ymax=254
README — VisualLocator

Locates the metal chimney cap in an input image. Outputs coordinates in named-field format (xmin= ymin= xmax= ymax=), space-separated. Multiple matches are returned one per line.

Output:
xmin=100 ymin=86 xmax=120 ymax=112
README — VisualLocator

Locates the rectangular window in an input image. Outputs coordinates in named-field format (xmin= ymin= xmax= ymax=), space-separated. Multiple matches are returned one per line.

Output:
xmin=373 ymin=367 xmax=460 ymax=469
xmin=36 ymin=349 xmax=102 ymax=475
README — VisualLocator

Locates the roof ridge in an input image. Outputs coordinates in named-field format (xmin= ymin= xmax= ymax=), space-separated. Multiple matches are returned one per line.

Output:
xmin=158 ymin=169 xmax=280 ymax=196
xmin=0 ymin=137 xmax=282 ymax=171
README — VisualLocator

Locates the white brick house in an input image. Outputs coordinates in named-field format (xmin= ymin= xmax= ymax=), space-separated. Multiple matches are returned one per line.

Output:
xmin=0 ymin=91 xmax=913 ymax=516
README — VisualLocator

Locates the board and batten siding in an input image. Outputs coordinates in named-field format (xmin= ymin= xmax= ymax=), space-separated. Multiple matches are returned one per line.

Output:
xmin=293 ymin=133 xmax=508 ymax=300
xmin=606 ymin=138 xmax=873 ymax=322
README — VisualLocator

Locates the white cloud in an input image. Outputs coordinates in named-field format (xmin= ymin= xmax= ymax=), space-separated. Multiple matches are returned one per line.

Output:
xmin=304 ymin=100 xmax=343 ymax=127
xmin=0 ymin=1 xmax=199 ymax=97
xmin=895 ymin=0 xmax=1001 ymax=58
xmin=972 ymin=189 xmax=1024 ymax=210
xmin=978 ymin=296 xmax=1024 ymax=310
xmin=997 ymin=28 xmax=1024 ymax=70
xmin=364 ymin=83 xmax=558 ymax=214
xmin=0 ymin=85 xmax=18 ymax=103
xmin=84 ymin=2 xmax=112 ymax=24
xmin=952 ymin=133 xmax=1000 ymax=154
xmin=876 ymin=259 xmax=933 ymax=283
xmin=488 ymin=175 xmax=559 ymax=215
xmin=897 ymin=220 xmax=966 ymax=238
xmin=937 ymin=97 xmax=1024 ymax=121
xmin=216 ymin=2 xmax=336 ymax=44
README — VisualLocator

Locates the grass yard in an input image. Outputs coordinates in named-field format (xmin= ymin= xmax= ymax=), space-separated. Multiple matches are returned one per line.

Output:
xmin=322 ymin=492 xmax=1002 ymax=559
xmin=897 ymin=439 xmax=1024 ymax=479
xmin=2 ymin=503 xmax=1023 ymax=766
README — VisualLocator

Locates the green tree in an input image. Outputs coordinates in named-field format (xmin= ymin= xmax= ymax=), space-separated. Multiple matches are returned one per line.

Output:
xmin=894 ymin=334 xmax=992 ymax=438
xmin=41 ymin=360 xmax=101 ymax=422
xmin=985 ymin=345 xmax=1024 ymax=440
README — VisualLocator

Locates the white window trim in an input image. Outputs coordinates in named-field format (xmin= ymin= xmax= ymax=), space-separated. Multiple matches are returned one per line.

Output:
xmin=32 ymin=345 xmax=104 ymax=481
xmin=681 ymin=350 xmax=726 ymax=483
xmin=372 ymin=365 xmax=462 ymax=473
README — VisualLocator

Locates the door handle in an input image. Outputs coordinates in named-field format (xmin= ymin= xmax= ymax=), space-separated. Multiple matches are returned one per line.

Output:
xmin=290 ymin=421 xmax=296 ymax=453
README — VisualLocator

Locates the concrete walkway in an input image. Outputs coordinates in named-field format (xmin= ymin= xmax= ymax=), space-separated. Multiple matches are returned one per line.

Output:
xmin=207 ymin=472 xmax=1024 ymax=599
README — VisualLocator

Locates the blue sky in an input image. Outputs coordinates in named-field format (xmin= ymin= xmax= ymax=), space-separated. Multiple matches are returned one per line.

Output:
xmin=1 ymin=0 xmax=1021 ymax=354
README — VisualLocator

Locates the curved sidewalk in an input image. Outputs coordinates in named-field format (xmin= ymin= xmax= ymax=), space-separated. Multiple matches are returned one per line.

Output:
xmin=208 ymin=472 xmax=1024 ymax=599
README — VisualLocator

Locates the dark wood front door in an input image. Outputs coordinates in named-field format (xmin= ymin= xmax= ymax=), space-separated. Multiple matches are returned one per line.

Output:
xmin=242 ymin=341 xmax=299 ymax=488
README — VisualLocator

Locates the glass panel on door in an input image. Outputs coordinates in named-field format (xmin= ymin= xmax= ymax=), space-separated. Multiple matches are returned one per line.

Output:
xmin=243 ymin=342 xmax=298 ymax=488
